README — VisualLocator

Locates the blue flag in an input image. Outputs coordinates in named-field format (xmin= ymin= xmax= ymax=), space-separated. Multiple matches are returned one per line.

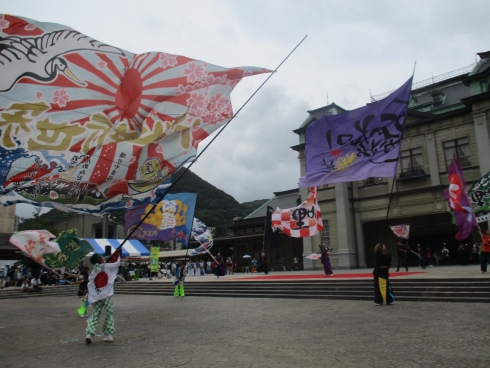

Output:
xmin=299 ymin=77 xmax=412 ymax=186
xmin=124 ymin=193 xmax=197 ymax=247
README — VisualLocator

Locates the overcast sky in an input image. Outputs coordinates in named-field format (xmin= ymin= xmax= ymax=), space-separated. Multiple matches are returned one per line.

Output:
xmin=4 ymin=0 xmax=490 ymax=218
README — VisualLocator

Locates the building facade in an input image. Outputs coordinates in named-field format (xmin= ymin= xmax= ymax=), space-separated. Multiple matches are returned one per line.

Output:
xmin=0 ymin=205 xmax=17 ymax=263
xmin=49 ymin=214 xmax=126 ymax=239
xmin=293 ymin=51 xmax=490 ymax=269
xmin=187 ymin=189 xmax=304 ymax=271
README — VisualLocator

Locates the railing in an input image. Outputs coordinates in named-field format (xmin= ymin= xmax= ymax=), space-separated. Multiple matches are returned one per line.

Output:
xmin=398 ymin=167 xmax=427 ymax=179
xmin=371 ymin=63 xmax=477 ymax=101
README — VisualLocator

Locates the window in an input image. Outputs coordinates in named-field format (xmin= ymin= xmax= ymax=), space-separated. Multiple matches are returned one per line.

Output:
xmin=400 ymin=148 xmax=424 ymax=176
xmin=363 ymin=177 xmax=384 ymax=186
xmin=443 ymin=137 xmax=471 ymax=169
xmin=321 ymin=220 xmax=330 ymax=248
xmin=318 ymin=184 xmax=329 ymax=190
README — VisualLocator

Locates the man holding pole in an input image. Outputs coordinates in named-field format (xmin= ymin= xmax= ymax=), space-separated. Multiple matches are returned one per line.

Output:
xmin=85 ymin=249 xmax=120 ymax=344
xmin=480 ymin=230 xmax=490 ymax=274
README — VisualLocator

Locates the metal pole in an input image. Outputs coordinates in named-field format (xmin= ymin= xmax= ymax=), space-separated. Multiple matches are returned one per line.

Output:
xmin=116 ymin=35 xmax=308 ymax=251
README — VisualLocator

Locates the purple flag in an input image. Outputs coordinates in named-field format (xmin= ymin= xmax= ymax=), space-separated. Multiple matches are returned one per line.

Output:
xmin=299 ymin=77 xmax=412 ymax=186
xmin=442 ymin=160 xmax=477 ymax=240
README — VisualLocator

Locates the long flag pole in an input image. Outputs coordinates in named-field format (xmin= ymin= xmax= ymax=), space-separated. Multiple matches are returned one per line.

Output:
xmin=381 ymin=64 xmax=416 ymax=242
xmin=118 ymin=36 xmax=308 ymax=251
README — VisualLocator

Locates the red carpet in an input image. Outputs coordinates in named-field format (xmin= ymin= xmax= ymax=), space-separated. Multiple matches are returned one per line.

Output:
xmin=233 ymin=272 xmax=424 ymax=281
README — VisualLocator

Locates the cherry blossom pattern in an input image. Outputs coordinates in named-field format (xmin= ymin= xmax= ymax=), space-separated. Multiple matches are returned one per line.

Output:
xmin=52 ymin=89 xmax=70 ymax=107
xmin=0 ymin=15 xmax=9 ymax=30
xmin=159 ymin=53 xmax=178 ymax=69
xmin=182 ymin=61 xmax=206 ymax=83
xmin=187 ymin=91 xmax=206 ymax=116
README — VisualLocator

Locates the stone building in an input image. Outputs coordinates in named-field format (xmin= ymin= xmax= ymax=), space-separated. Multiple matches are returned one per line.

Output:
xmin=186 ymin=189 xmax=303 ymax=271
xmin=49 ymin=214 xmax=126 ymax=239
xmin=0 ymin=205 xmax=17 ymax=262
xmin=292 ymin=51 xmax=490 ymax=269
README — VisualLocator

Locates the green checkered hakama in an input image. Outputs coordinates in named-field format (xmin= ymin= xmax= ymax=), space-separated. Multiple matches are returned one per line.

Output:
xmin=86 ymin=297 xmax=115 ymax=336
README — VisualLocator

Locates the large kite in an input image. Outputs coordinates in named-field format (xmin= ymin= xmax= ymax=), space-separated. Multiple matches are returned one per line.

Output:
xmin=0 ymin=15 xmax=269 ymax=214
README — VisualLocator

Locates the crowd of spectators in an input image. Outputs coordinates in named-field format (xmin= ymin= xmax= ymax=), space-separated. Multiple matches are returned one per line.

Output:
xmin=0 ymin=263 xmax=85 ymax=291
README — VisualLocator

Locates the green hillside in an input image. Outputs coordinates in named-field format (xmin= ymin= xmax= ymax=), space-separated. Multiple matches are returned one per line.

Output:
xmin=168 ymin=169 xmax=268 ymax=236
xmin=20 ymin=169 xmax=269 ymax=237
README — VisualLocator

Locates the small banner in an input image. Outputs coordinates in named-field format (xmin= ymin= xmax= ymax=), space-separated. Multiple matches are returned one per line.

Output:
xmin=271 ymin=187 xmax=323 ymax=238
xmin=442 ymin=159 xmax=477 ymax=240
xmin=150 ymin=247 xmax=159 ymax=272
xmin=189 ymin=218 xmax=214 ymax=256
xmin=389 ymin=224 xmax=410 ymax=239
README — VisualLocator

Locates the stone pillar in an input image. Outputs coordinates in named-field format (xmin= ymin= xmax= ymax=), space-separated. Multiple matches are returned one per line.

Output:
xmin=425 ymin=133 xmax=441 ymax=186
xmin=0 ymin=205 xmax=16 ymax=234
xmin=473 ymin=112 xmax=490 ymax=176
xmin=301 ymin=186 xmax=318 ymax=270
xmin=102 ymin=214 xmax=109 ymax=238
xmin=335 ymin=182 xmax=357 ymax=268
xmin=352 ymin=183 xmax=366 ymax=268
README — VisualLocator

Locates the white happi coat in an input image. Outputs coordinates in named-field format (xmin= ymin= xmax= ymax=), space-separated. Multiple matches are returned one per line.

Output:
xmin=87 ymin=256 xmax=120 ymax=304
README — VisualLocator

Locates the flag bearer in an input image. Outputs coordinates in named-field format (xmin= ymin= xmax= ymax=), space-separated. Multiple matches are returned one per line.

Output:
xmin=85 ymin=249 xmax=120 ymax=343
xmin=173 ymin=261 xmax=186 ymax=297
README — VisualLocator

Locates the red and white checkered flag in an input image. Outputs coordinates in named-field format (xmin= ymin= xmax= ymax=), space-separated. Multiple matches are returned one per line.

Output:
xmin=271 ymin=187 xmax=323 ymax=238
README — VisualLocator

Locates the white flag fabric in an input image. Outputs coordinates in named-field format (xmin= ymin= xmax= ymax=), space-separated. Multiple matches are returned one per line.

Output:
xmin=87 ymin=255 xmax=120 ymax=304
xmin=9 ymin=230 xmax=60 ymax=266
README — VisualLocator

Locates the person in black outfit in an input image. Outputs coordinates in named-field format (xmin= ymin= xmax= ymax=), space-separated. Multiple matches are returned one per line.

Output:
xmin=261 ymin=252 xmax=268 ymax=275
xmin=395 ymin=240 xmax=409 ymax=272
xmin=373 ymin=242 xmax=394 ymax=306
xmin=457 ymin=243 xmax=467 ymax=266
xmin=68 ymin=268 xmax=89 ymax=317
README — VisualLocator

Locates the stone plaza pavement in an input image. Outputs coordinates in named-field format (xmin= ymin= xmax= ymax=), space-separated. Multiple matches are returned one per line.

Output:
xmin=1 ymin=265 xmax=489 ymax=368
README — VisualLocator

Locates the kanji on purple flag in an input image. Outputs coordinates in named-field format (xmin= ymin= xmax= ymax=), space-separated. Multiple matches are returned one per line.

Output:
xmin=442 ymin=160 xmax=477 ymax=240
xmin=299 ymin=77 xmax=412 ymax=186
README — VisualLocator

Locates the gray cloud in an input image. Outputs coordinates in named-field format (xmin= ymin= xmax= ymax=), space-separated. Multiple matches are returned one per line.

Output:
xmin=2 ymin=0 xmax=490 ymax=215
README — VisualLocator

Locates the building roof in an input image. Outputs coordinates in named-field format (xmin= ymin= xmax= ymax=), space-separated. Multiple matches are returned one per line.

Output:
xmin=294 ymin=103 xmax=346 ymax=133
xmin=468 ymin=51 xmax=490 ymax=77
xmin=293 ymin=56 xmax=488 ymax=135
xmin=245 ymin=188 xmax=299 ymax=219
xmin=409 ymin=77 xmax=471 ymax=114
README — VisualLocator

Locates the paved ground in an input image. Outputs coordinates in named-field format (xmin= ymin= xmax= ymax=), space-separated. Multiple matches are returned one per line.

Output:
xmin=1 ymin=290 xmax=489 ymax=368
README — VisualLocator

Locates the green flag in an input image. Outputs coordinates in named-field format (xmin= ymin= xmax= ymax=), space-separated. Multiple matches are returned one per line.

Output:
xmin=151 ymin=247 xmax=160 ymax=272
xmin=43 ymin=229 xmax=94 ymax=269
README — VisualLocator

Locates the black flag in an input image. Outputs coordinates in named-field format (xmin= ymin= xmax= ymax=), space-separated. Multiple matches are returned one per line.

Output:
xmin=264 ymin=206 xmax=278 ymax=241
